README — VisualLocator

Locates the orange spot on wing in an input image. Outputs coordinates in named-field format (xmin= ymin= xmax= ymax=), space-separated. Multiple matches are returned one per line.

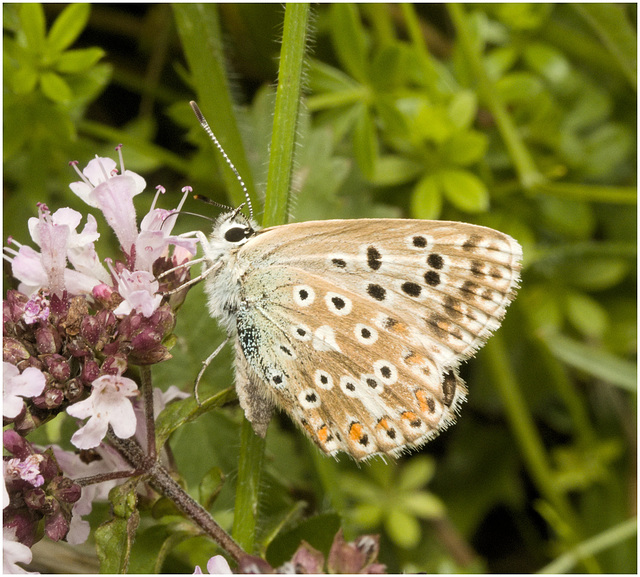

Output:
xmin=317 ymin=425 xmax=329 ymax=443
xmin=349 ymin=422 xmax=364 ymax=441
xmin=415 ymin=390 xmax=429 ymax=413
xmin=389 ymin=321 xmax=409 ymax=335
xmin=404 ymin=351 xmax=426 ymax=366
xmin=401 ymin=411 xmax=417 ymax=421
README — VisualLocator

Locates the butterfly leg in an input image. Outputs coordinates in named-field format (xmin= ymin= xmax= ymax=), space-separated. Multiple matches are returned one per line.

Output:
xmin=194 ymin=336 xmax=230 ymax=404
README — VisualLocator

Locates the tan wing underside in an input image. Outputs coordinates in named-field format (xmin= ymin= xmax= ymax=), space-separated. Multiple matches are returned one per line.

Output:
xmin=235 ymin=219 xmax=521 ymax=460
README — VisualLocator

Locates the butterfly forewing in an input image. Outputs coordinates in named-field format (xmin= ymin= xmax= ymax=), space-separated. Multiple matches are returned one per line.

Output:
xmin=227 ymin=219 xmax=521 ymax=460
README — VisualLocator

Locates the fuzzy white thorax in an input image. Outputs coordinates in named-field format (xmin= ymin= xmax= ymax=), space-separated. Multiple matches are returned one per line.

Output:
xmin=200 ymin=210 xmax=261 ymax=333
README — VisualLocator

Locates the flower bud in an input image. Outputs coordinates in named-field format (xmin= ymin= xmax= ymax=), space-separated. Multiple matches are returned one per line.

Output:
xmin=49 ymin=292 xmax=70 ymax=317
xmin=43 ymin=387 xmax=64 ymax=409
xmin=80 ymin=360 xmax=100 ymax=385
xmin=66 ymin=337 xmax=91 ymax=357
xmin=44 ymin=503 xmax=70 ymax=542
xmin=3 ymin=337 xmax=31 ymax=364
xmin=12 ymin=408 xmax=38 ymax=436
xmin=17 ymin=356 xmax=44 ymax=372
xmin=92 ymin=283 xmax=114 ymax=301
xmin=151 ymin=305 xmax=175 ymax=335
xmin=65 ymin=378 xmax=84 ymax=403
xmin=49 ymin=476 xmax=81 ymax=505
xmin=36 ymin=325 xmax=61 ymax=354
xmin=5 ymin=290 xmax=28 ymax=323
xmin=44 ymin=354 xmax=71 ymax=382
xmin=80 ymin=315 xmax=103 ymax=347
xmin=23 ymin=487 xmax=47 ymax=511
xmin=3 ymin=430 xmax=30 ymax=459
xmin=101 ymin=355 xmax=128 ymax=375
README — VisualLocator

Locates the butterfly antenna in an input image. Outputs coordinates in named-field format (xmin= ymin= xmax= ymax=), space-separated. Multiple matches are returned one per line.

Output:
xmin=190 ymin=101 xmax=254 ymax=220
xmin=193 ymin=194 xmax=234 ymax=213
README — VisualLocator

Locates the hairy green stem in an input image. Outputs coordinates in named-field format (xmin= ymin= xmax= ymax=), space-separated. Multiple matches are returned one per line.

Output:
xmin=262 ymin=3 xmax=311 ymax=227
xmin=232 ymin=3 xmax=311 ymax=553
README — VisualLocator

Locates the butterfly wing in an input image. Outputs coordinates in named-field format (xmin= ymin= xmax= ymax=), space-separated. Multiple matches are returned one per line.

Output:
xmin=234 ymin=219 xmax=521 ymax=459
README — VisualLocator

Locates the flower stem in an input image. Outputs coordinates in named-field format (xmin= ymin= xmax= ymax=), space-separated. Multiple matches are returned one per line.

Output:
xmin=139 ymin=366 xmax=157 ymax=462
xmin=106 ymin=430 xmax=248 ymax=563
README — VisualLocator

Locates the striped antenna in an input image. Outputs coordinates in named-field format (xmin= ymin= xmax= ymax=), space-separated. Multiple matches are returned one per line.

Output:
xmin=189 ymin=101 xmax=253 ymax=220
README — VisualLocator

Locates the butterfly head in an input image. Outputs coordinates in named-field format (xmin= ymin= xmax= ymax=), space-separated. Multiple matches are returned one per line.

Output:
xmin=204 ymin=207 xmax=260 ymax=260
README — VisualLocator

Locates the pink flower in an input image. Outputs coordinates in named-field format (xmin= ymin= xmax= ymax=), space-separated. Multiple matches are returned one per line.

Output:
xmin=29 ymin=208 xmax=109 ymax=285
xmin=3 ymin=363 xmax=46 ymax=419
xmin=3 ymin=527 xmax=35 ymax=574
xmin=5 ymin=455 xmax=45 ymax=488
xmin=5 ymin=205 xmax=108 ymax=297
xmin=66 ymin=374 xmax=139 ymax=449
xmin=194 ymin=555 xmax=233 ymax=574
xmin=30 ymin=204 xmax=69 ymax=296
xmin=134 ymin=186 xmax=198 ymax=272
xmin=69 ymin=147 xmax=146 ymax=257
xmin=22 ymin=293 xmax=50 ymax=325
xmin=112 ymin=268 xmax=162 ymax=318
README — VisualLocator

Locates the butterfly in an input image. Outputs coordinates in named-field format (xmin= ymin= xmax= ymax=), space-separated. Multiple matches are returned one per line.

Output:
xmin=183 ymin=102 xmax=522 ymax=461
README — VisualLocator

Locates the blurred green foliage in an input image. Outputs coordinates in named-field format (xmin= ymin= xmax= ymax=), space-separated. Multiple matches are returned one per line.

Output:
xmin=3 ymin=3 xmax=636 ymax=574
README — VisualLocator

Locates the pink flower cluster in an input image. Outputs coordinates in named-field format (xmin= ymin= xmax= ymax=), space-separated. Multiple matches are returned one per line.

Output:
xmin=3 ymin=147 xmax=198 ymax=571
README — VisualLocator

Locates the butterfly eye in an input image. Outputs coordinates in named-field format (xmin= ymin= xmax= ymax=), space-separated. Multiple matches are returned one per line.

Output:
xmin=224 ymin=226 xmax=251 ymax=243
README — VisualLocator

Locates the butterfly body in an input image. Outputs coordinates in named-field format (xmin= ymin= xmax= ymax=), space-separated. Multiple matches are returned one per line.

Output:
xmin=199 ymin=213 xmax=522 ymax=460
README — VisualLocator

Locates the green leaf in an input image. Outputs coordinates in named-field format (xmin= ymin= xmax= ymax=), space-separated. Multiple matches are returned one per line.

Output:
xmin=154 ymin=387 xmax=237 ymax=449
xmin=543 ymin=332 xmax=637 ymax=392
xmin=198 ymin=467 xmax=225 ymax=510
xmin=398 ymin=457 xmax=435 ymax=491
xmin=370 ymin=155 xmax=423 ymax=186
xmin=496 ymin=71 xmax=545 ymax=104
xmin=523 ymin=42 xmax=570 ymax=85
xmin=402 ymin=492 xmax=446 ymax=519
xmin=95 ymin=480 xmax=141 ymax=573
xmin=9 ymin=65 xmax=38 ymax=95
xmin=172 ymin=4 xmax=257 ymax=210
xmin=559 ymin=257 xmax=630 ymax=292
xmin=19 ymin=3 xmax=46 ymax=53
xmin=447 ymin=90 xmax=478 ymax=130
xmin=353 ymin=104 xmax=377 ymax=179
xmin=352 ymin=502 xmax=384 ymax=528
xmin=330 ymin=4 xmax=369 ymax=83
xmin=494 ymin=3 xmax=551 ymax=31
xmin=539 ymin=197 xmax=595 ymax=240
xmin=308 ymin=58 xmax=359 ymax=94
xmin=128 ymin=525 xmax=188 ymax=574
xmin=442 ymin=130 xmax=488 ymax=166
xmin=565 ymin=291 xmax=609 ymax=339
xmin=573 ymin=4 xmax=637 ymax=87
xmin=47 ymin=3 xmax=90 ymax=52
xmin=40 ymin=71 xmax=72 ymax=103
xmin=521 ymin=285 xmax=563 ymax=333
xmin=370 ymin=44 xmax=405 ymax=91
xmin=385 ymin=509 xmax=421 ymax=549
xmin=485 ymin=45 xmax=518 ymax=79
xmin=411 ymin=174 xmax=442 ymax=220
xmin=258 ymin=501 xmax=308 ymax=554
xmin=438 ymin=169 xmax=489 ymax=213
xmin=56 ymin=47 xmax=105 ymax=73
